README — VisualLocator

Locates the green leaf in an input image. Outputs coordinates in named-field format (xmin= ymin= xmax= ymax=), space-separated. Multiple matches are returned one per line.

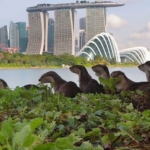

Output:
xmin=1 ymin=121 xmax=13 ymax=139
xmin=30 ymin=118 xmax=43 ymax=131
xmin=101 ymin=135 xmax=111 ymax=145
xmin=74 ymin=128 xmax=85 ymax=137
xmin=54 ymin=111 xmax=62 ymax=120
xmin=23 ymin=134 xmax=36 ymax=147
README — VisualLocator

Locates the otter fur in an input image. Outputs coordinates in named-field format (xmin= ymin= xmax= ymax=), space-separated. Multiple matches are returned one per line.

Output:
xmin=69 ymin=65 xmax=105 ymax=94
xmin=0 ymin=79 xmax=8 ymax=89
xmin=138 ymin=61 xmax=150 ymax=82
xmin=110 ymin=71 xmax=150 ymax=92
xmin=111 ymin=71 xmax=150 ymax=111
xmin=38 ymin=71 xmax=81 ymax=98
xmin=92 ymin=64 xmax=110 ymax=79
xmin=21 ymin=84 xmax=39 ymax=90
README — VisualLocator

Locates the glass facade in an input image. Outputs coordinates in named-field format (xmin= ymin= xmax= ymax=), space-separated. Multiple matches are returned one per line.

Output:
xmin=120 ymin=47 xmax=150 ymax=64
xmin=0 ymin=25 xmax=8 ymax=47
xmin=80 ymin=17 xmax=86 ymax=31
xmin=9 ymin=21 xmax=19 ymax=48
xmin=16 ymin=22 xmax=26 ymax=53
xmin=48 ymin=18 xmax=54 ymax=54
xmin=76 ymin=32 xmax=120 ymax=62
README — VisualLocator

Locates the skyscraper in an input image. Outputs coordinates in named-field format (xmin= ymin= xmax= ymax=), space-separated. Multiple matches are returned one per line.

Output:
xmin=48 ymin=18 xmax=54 ymax=54
xmin=16 ymin=22 xmax=26 ymax=53
xmin=54 ymin=9 xmax=76 ymax=55
xmin=0 ymin=25 xmax=9 ymax=47
xmin=26 ymin=11 xmax=49 ymax=54
xmin=9 ymin=21 xmax=19 ymax=48
xmin=79 ymin=30 xmax=86 ymax=50
xmin=79 ymin=17 xmax=86 ymax=31
xmin=86 ymin=7 xmax=106 ymax=42
xmin=75 ymin=34 xmax=79 ymax=54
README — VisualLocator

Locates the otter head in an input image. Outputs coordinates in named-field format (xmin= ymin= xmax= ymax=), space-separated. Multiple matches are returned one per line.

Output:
xmin=69 ymin=65 xmax=82 ymax=75
xmin=138 ymin=61 xmax=150 ymax=72
xmin=92 ymin=64 xmax=110 ymax=79
xmin=70 ymin=65 xmax=92 ymax=80
xmin=110 ymin=71 xmax=127 ymax=92
xmin=39 ymin=71 xmax=58 ymax=83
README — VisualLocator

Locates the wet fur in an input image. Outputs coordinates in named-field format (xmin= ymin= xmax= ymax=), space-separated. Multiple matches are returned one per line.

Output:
xmin=70 ymin=65 xmax=105 ymax=94
xmin=92 ymin=64 xmax=110 ymax=79
xmin=138 ymin=61 xmax=150 ymax=82
xmin=21 ymin=84 xmax=39 ymax=90
xmin=39 ymin=71 xmax=81 ymax=98
xmin=111 ymin=71 xmax=150 ymax=92
xmin=0 ymin=79 xmax=8 ymax=89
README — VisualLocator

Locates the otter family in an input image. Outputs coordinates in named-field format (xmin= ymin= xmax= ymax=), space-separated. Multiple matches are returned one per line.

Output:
xmin=0 ymin=61 xmax=150 ymax=101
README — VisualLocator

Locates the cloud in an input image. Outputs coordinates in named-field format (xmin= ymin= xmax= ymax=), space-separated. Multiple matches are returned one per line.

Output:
xmin=106 ymin=14 xmax=128 ymax=29
xmin=130 ymin=22 xmax=150 ymax=39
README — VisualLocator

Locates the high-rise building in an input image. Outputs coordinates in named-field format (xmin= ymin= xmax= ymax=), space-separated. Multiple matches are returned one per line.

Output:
xmin=48 ymin=18 xmax=54 ymax=54
xmin=79 ymin=30 xmax=86 ymax=50
xmin=26 ymin=12 xmax=49 ymax=54
xmin=9 ymin=21 xmax=19 ymax=48
xmin=26 ymin=26 xmax=29 ymax=51
xmin=16 ymin=22 xmax=26 ymax=53
xmin=54 ymin=9 xmax=76 ymax=55
xmin=75 ymin=34 xmax=79 ymax=54
xmin=79 ymin=17 xmax=86 ymax=31
xmin=0 ymin=25 xmax=9 ymax=47
xmin=86 ymin=7 xmax=106 ymax=42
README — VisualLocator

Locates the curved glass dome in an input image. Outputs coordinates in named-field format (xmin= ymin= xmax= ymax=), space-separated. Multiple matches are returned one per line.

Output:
xmin=119 ymin=47 xmax=150 ymax=64
xmin=76 ymin=32 xmax=121 ymax=62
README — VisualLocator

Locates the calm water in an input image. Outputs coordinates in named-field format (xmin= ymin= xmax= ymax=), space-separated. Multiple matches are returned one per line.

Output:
xmin=0 ymin=67 xmax=147 ymax=89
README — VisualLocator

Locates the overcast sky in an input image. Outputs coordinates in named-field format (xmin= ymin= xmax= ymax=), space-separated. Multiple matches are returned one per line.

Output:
xmin=0 ymin=0 xmax=149 ymax=50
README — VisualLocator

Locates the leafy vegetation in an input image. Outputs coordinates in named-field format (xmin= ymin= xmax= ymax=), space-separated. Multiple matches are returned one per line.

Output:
xmin=0 ymin=52 xmax=138 ymax=68
xmin=0 ymin=85 xmax=149 ymax=150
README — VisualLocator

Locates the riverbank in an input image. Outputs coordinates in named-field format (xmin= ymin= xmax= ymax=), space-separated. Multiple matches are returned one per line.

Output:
xmin=0 ymin=64 xmax=138 ymax=69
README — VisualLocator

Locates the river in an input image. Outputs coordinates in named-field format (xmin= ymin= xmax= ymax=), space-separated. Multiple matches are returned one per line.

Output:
xmin=0 ymin=67 xmax=147 ymax=89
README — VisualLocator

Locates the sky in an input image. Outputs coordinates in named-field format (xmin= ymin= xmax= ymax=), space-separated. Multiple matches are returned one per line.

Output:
xmin=0 ymin=0 xmax=150 ymax=50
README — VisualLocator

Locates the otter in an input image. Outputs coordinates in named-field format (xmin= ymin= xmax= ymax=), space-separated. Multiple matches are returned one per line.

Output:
xmin=92 ymin=64 xmax=110 ymax=79
xmin=138 ymin=61 xmax=150 ymax=82
xmin=111 ymin=71 xmax=150 ymax=111
xmin=21 ymin=84 xmax=39 ymax=90
xmin=69 ymin=65 xmax=105 ymax=94
xmin=0 ymin=79 xmax=8 ymax=89
xmin=38 ymin=71 xmax=81 ymax=98
xmin=110 ymin=71 xmax=150 ymax=92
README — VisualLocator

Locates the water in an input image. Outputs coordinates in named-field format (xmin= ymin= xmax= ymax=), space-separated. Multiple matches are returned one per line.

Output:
xmin=0 ymin=67 xmax=146 ymax=89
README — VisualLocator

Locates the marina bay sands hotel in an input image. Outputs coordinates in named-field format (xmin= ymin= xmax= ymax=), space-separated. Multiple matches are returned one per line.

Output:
xmin=26 ymin=1 xmax=124 ymax=55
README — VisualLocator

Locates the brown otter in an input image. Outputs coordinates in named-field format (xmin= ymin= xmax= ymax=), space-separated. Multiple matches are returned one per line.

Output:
xmin=138 ymin=61 xmax=150 ymax=82
xmin=92 ymin=64 xmax=119 ymax=94
xmin=110 ymin=71 xmax=150 ymax=92
xmin=38 ymin=71 xmax=81 ymax=98
xmin=111 ymin=71 xmax=150 ymax=111
xmin=0 ymin=79 xmax=8 ymax=89
xmin=92 ymin=64 xmax=110 ymax=79
xmin=69 ymin=65 xmax=105 ymax=94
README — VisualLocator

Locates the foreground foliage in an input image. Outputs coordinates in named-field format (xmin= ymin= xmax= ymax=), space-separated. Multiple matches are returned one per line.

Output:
xmin=0 ymin=86 xmax=149 ymax=150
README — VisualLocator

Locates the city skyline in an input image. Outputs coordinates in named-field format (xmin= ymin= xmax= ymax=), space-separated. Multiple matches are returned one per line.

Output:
xmin=0 ymin=0 xmax=150 ymax=50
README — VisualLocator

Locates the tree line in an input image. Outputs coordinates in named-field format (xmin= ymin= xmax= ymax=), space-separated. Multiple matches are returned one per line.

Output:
xmin=0 ymin=52 xmax=137 ymax=68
